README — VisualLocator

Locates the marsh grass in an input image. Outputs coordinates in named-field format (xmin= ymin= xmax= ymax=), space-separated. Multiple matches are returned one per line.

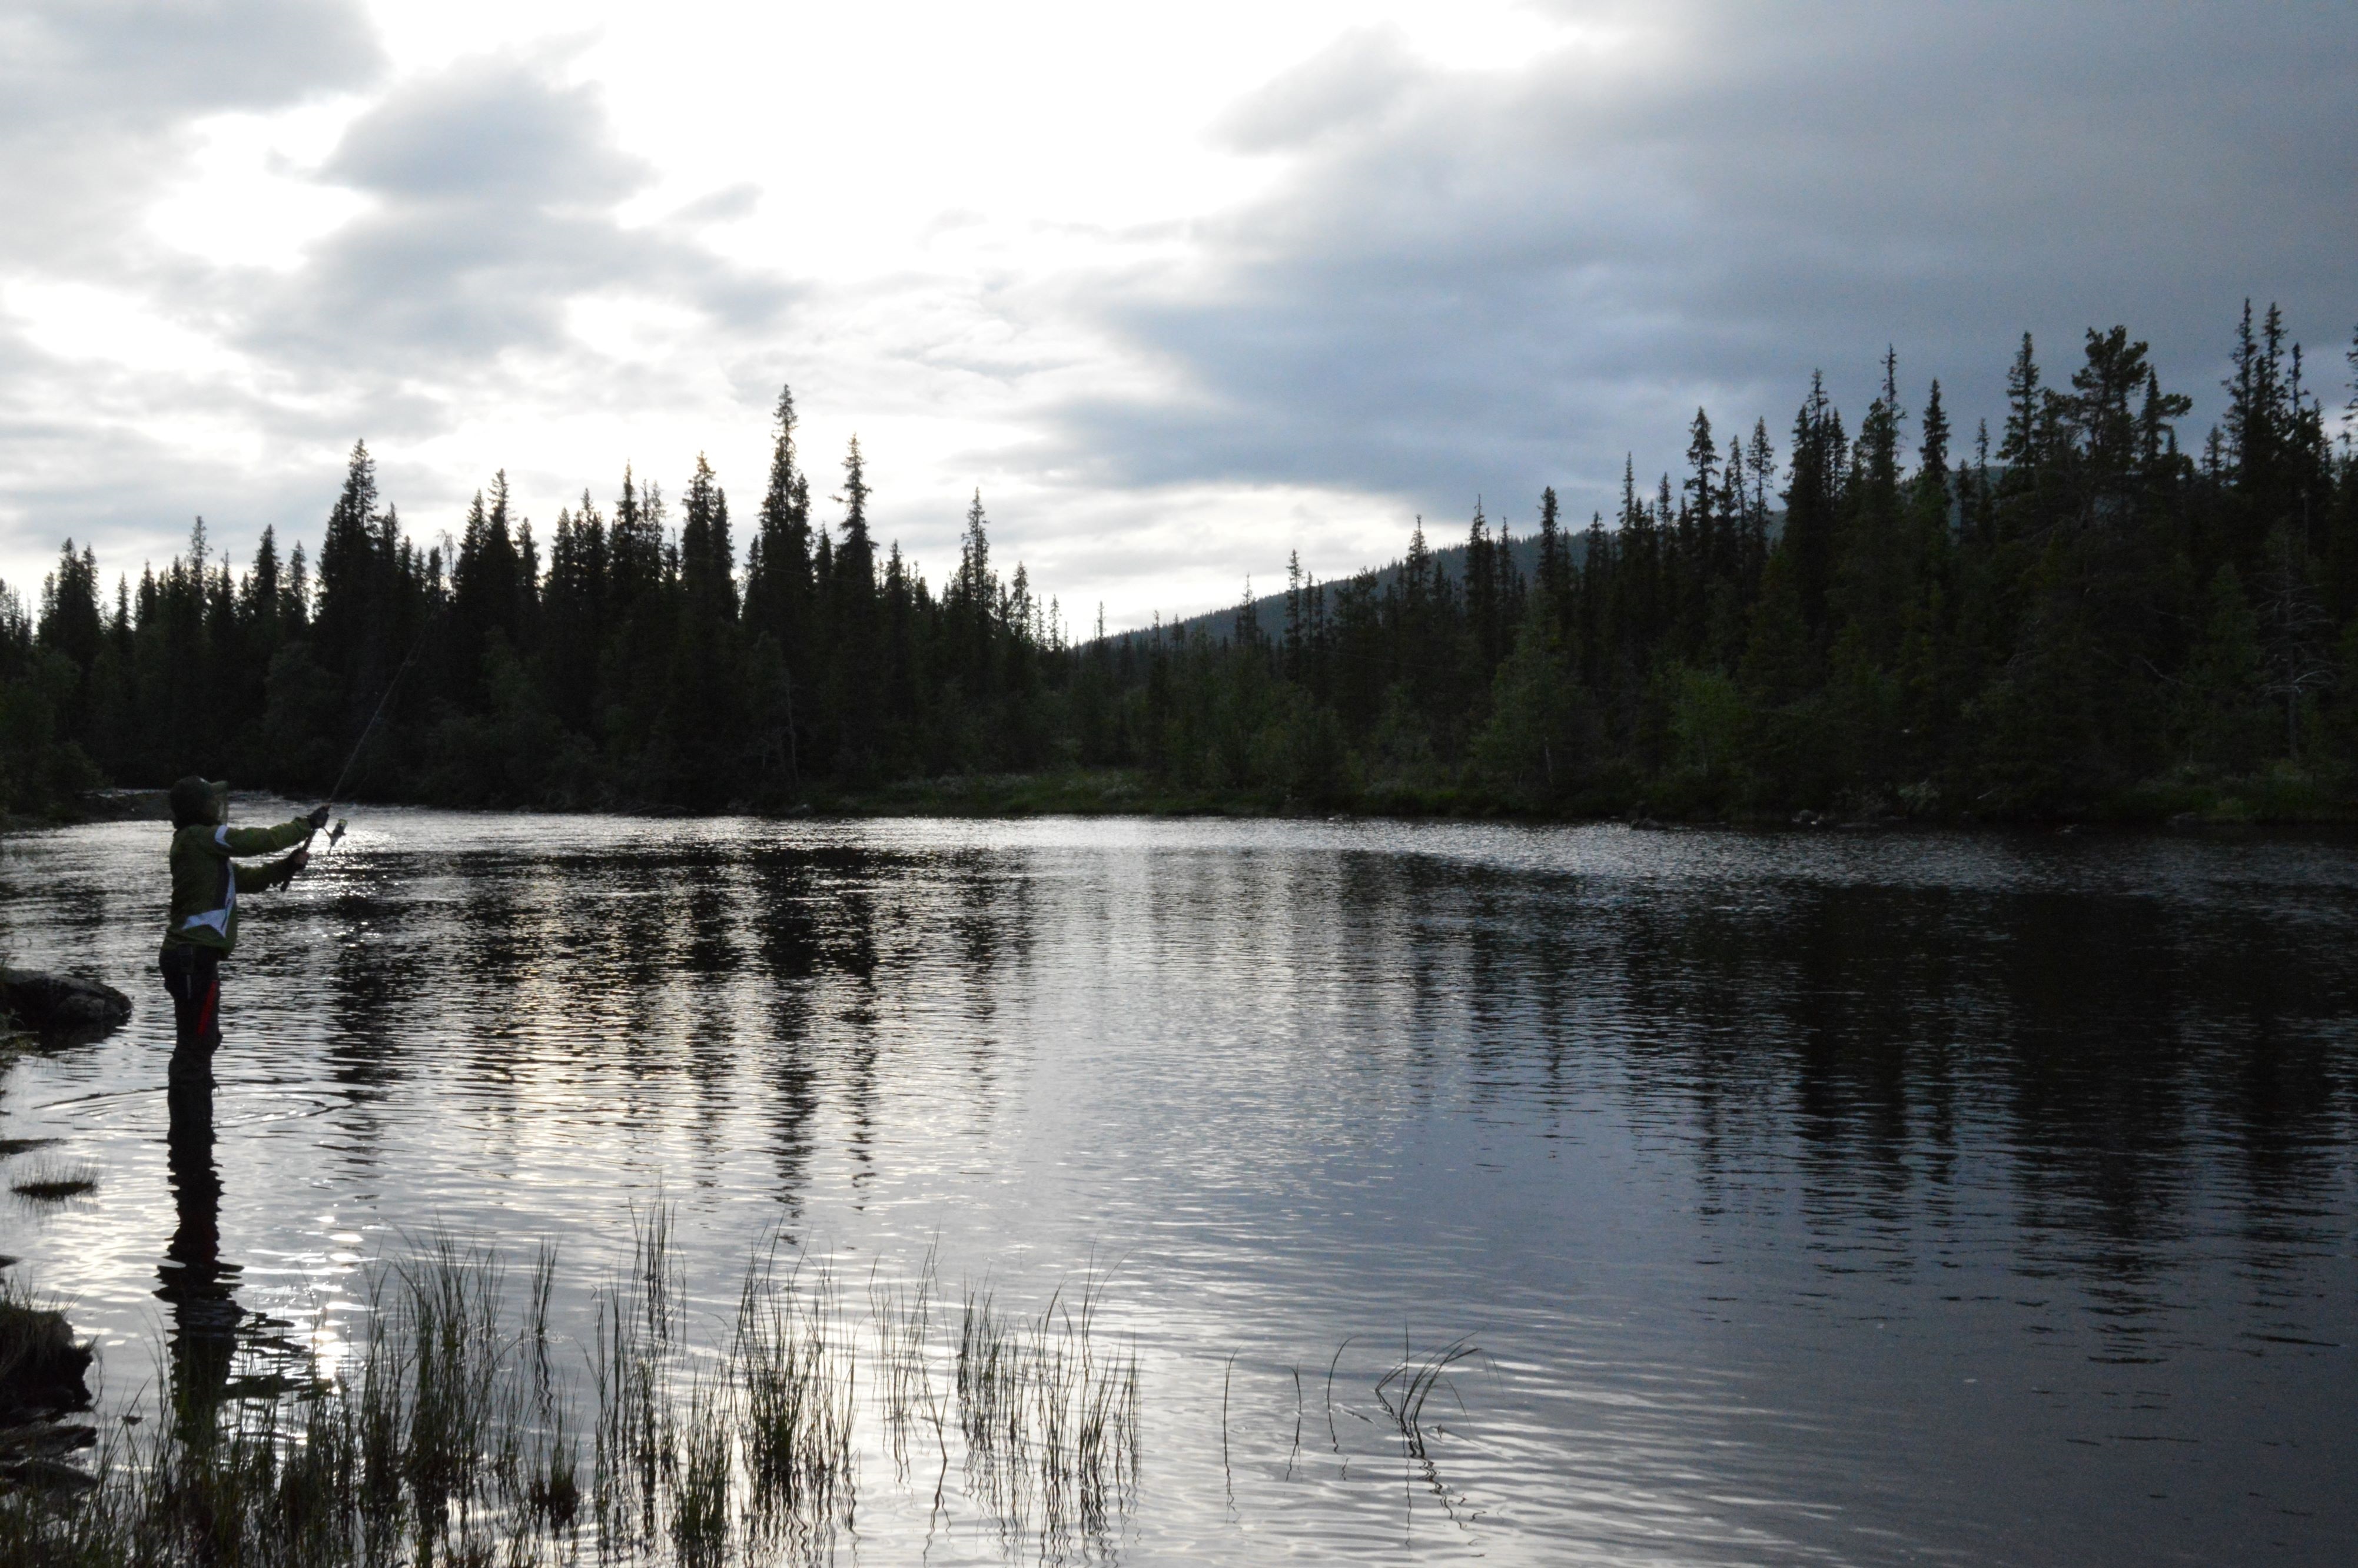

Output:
xmin=9 ymin=1160 xmax=99 ymax=1202
xmin=0 ymin=1214 xmax=1145 ymax=1564
xmin=726 ymin=1248 xmax=854 ymax=1557
xmin=957 ymin=1274 xmax=1140 ymax=1554
xmin=866 ymin=1250 xmax=943 ymax=1485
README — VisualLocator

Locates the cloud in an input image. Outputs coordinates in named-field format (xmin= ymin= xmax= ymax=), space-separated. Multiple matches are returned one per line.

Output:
xmin=327 ymin=57 xmax=642 ymax=205
xmin=5 ymin=0 xmax=2355 ymax=623
xmin=247 ymin=56 xmax=789 ymax=379
xmin=1044 ymin=1 xmax=2358 ymax=529
xmin=0 ymin=307 xmax=338 ymax=582
xmin=0 ymin=1 xmax=384 ymax=586
xmin=0 ymin=39 xmax=798 ymax=593
xmin=1214 ymin=27 xmax=1424 ymax=154
xmin=675 ymin=184 xmax=762 ymax=227
xmin=0 ymin=0 xmax=381 ymax=270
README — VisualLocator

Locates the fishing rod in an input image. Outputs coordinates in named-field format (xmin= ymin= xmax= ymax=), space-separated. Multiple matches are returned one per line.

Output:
xmin=300 ymin=610 xmax=438 ymax=870
xmin=327 ymin=623 xmax=429 ymax=805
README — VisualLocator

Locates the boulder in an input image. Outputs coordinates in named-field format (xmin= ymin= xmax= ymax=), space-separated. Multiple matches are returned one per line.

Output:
xmin=0 ymin=1300 xmax=92 ymax=1421
xmin=0 ymin=969 xmax=131 ymax=1042
xmin=0 ymin=1293 xmax=97 ymax=1496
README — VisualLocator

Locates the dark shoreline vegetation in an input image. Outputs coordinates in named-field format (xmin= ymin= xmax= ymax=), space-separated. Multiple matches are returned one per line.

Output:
xmin=6 ymin=305 xmax=2358 ymax=826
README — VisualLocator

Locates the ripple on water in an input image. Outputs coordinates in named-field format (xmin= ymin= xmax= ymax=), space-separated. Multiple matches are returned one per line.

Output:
xmin=0 ymin=812 xmax=2352 ymax=1564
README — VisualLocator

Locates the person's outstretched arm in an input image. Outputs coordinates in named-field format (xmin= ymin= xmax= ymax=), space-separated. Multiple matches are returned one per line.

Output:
xmin=214 ymin=805 xmax=330 ymax=858
xmin=235 ymin=846 xmax=311 ymax=892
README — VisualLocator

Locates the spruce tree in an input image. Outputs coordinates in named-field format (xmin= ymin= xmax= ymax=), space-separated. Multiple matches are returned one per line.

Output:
xmin=657 ymin=454 xmax=744 ymax=805
xmin=745 ymin=384 xmax=812 ymax=690
xmin=1784 ymin=374 xmax=1838 ymax=642
xmin=1919 ymin=379 xmax=1950 ymax=492
xmin=826 ymin=437 xmax=881 ymax=775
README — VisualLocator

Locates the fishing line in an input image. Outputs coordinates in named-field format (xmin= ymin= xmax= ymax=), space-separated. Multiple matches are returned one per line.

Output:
xmin=327 ymin=615 xmax=433 ymax=807
xmin=308 ymin=609 xmax=439 ymax=863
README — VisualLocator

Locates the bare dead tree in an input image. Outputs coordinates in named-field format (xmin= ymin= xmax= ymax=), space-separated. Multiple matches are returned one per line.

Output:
xmin=2258 ymin=527 xmax=2337 ymax=760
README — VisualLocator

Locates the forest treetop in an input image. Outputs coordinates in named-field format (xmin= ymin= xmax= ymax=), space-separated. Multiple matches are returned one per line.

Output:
xmin=4 ymin=301 xmax=2355 ymax=822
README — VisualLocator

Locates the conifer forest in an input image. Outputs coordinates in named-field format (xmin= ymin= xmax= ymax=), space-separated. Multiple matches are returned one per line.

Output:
xmin=5 ymin=304 xmax=2357 ymax=823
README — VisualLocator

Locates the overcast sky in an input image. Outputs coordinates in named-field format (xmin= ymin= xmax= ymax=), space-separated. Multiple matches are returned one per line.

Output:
xmin=3 ymin=0 xmax=2354 ymax=628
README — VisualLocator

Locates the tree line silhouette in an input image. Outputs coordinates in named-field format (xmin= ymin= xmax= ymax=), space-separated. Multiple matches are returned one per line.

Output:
xmin=4 ymin=303 xmax=2354 ymax=820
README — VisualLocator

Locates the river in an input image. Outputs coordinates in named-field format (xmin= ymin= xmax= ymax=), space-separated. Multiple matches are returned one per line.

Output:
xmin=1 ymin=809 xmax=2352 ymax=1564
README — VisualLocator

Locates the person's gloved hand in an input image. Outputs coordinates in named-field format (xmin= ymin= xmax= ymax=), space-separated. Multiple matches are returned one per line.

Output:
xmin=308 ymin=804 xmax=332 ymax=829
xmin=287 ymin=848 xmax=311 ymax=875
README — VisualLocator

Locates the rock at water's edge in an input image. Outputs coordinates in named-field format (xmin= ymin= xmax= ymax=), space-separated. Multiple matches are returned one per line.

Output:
xmin=0 ymin=969 xmax=132 ymax=1041
xmin=76 ymin=788 xmax=171 ymax=822
xmin=0 ymin=1300 xmax=93 ymax=1421
xmin=0 ymin=1294 xmax=97 ymax=1494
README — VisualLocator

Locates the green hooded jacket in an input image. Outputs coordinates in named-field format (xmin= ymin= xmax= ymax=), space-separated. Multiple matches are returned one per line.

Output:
xmin=162 ymin=817 xmax=312 ymax=954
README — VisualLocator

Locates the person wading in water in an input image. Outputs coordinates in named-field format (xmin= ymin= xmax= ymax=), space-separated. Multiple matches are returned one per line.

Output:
xmin=158 ymin=777 xmax=328 ymax=1087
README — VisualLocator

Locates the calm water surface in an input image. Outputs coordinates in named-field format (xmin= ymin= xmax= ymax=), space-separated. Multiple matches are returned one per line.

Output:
xmin=1 ymin=811 xmax=2353 ymax=1564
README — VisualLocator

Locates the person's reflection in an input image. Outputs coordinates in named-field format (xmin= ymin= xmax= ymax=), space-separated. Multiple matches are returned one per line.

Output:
xmin=155 ymin=1073 xmax=241 ymax=1433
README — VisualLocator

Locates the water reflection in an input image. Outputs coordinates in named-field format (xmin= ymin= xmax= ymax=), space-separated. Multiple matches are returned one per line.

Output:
xmin=0 ymin=818 xmax=2350 ymax=1564
xmin=157 ymin=1074 xmax=238 ymax=1435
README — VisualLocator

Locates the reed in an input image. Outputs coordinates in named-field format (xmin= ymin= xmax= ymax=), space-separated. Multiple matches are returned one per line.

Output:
xmin=9 ymin=1161 xmax=99 ymax=1202
xmin=0 ymin=1222 xmax=1167 ymax=1564
xmin=667 ymin=1376 xmax=730 ymax=1566
xmin=955 ymin=1271 xmax=1139 ymax=1552
xmin=865 ymin=1250 xmax=941 ymax=1481
xmin=729 ymin=1248 xmax=854 ymax=1554
xmin=1372 ymin=1334 xmax=1480 ymax=1460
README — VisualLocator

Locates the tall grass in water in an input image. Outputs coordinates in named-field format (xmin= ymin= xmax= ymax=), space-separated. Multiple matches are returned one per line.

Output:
xmin=866 ymin=1251 xmax=942 ymax=1484
xmin=0 ymin=1235 xmax=583 ymax=1568
xmin=728 ymin=1248 xmax=853 ymax=1557
xmin=957 ymin=1274 xmax=1141 ymax=1554
xmin=0 ymin=1216 xmax=1142 ymax=1565
xmin=9 ymin=1160 xmax=99 ymax=1202
xmin=1373 ymin=1334 xmax=1479 ymax=1460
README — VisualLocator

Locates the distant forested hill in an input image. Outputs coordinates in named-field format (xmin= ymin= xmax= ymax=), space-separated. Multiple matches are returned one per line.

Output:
xmin=1107 ymin=526 xmax=1588 ymax=652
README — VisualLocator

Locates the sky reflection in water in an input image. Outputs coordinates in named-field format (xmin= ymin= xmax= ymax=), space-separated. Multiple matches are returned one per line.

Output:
xmin=1 ymin=813 xmax=2353 ymax=1564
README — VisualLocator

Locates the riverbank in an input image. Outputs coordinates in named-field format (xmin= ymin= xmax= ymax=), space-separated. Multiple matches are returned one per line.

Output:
xmin=7 ymin=763 xmax=2353 ymax=835
xmin=809 ymin=762 xmax=2358 ymax=828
